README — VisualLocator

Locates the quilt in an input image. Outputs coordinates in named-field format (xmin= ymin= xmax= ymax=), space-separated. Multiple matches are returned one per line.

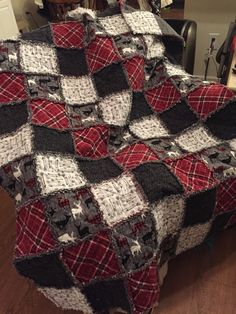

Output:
xmin=0 ymin=2 xmax=235 ymax=313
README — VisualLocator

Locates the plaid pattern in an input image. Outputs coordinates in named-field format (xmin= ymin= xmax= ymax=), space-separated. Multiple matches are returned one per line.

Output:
xmin=86 ymin=36 xmax=121 ymax=73
xmin=165 ymin=155 xmax=218 ymax=195
xmin=214 ymin=178 xmax=236 ymax=214
xmin=61 ymin=231 xmax=121 ymax=284
xmin=123 ymin=56 xmax=145 ymax=91
xmin=72 ymin=125 xmax=109 ymax=159
xmin=29 ymin=99 xmax=69 ymax=130
xmin=188 ymin=84 xmax=234 ymax=120
xmin=51 ymin=22 xmax=85 ymax=48
xmin=0 ymin=73 xmax=26 ymax=103
xmin=15 ymin=200 xmax=57 ymax=257
xmin=145 ymin=80 xmax=181 ymax=113
xmin=127 ymin=260 xmax=159 ymax=313
xmin=113 ymin=143 xmax=159 ymax=170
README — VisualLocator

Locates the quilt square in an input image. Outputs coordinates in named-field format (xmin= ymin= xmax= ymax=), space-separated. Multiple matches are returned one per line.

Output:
xmin=165 ymin=155 xmax=218 ymax=195
xmin=129 ymin=92 xmax=153 ymax=122
xmin=33 ymin=126 xmax=74 ymax=154
xmin=72 ymin=125 xmax=109 ymax=159
xmin=61 ymin=231 xmax=121 ymax=284
xmin=15 ymin=199 xmax=57 ymax=257
xmin=46 ymin=188 xmax=103 ymax=244
xmin=123 ymin=56 xmax=145 ymax=91
xmin=0 ymin=101 xmax=28 ymax=135
xmin=175 ymin=125 xmax=220 ymax=153
xmin=0 ymin=125 xmax=33 ymax=167
xmin=113 ymin=143 xmax=159 ymax=170
xmin=143 ymin=35 xmax=165 ymax=60
xmin=183 ymin=188 xmax=216 ymax=226
xmin=26 ymin=74 xmax=62 ymax=101
xmin=171 ymin=75 xmax=204 ymax=95
xmin=151 ymin=196 xmax=185 ymax=244
xmin=57 ymin=48 xmax=88 ymax=76
xmin=176 ymin=221 xmax=212 ymax=255
xmin=93 ymin=63 xmax=129 ymax=98
xmin=98 ymin=91 xmax=132 ymax=126
xmin=188 ymin=84 xmax=234 ymax=120
xmin=0 ymin=41 xmax=20 ymax=72
xmin=67 ymin=103 xmax=101 ymax=127
xmin=108 ymin=128 xmax=133 ymax=154
xmin=91 ymin=173 xmax=147 ymax=226
xmin=61 ymin=76 xmax=97 ymax=105
xmin=78 ymin=157 xmax=122 ymax=183
xmin=145 ymin=80 xmax=181 ymax=113
xmin=0 ymin=156 xmax=40 ymax=205
xmin=159 ymin=99 xmax=198 ymax=134
xmin=164 ymin=60 xmax=187 ymax=78
xmin=145 ymin=138 xmax=183 ymax=160
xmin=132 ymin=162 xmax=184 ymax=203
xmin=114 ymin=33 xmax=146 ymax=58
xmin=86 ymin=36 xmax=121 ymax=73
xmin=20 ymin=43 xmax=58 ymax=75
xmin=15 ymin=253 xmax=74 ymax=288
xmin=30 ymin=99 xmax=69 ymax=130
xmin=129 ymin=115 xmax=169 ymax=140
xmin=21 ymin=25 xmax=53 ymax=44
xmin=35 ymin=153 xmax=87 ymax=195
xmin=0 ymin=72 xmax=26 ymax=104
xmin=98 ymin=15 xmax=130 ymax=36
xmin=123 ymin=11 xmax=162 ymax=35
xmin=51 ymin=21 xmax=85 ymax=48
xmin=214 ymin=178 xmax=236 ymax=214
xmin=205 ymin=99 xmax=236 ymax=140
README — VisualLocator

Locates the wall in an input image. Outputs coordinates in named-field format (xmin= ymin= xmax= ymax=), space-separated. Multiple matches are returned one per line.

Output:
xmin=11 ymin=0 xmax=47 ymax=30
xmin=184 ymin=0 xmax=236 ymax=79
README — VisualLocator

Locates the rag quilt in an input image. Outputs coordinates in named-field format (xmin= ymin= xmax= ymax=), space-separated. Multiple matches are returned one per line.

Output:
xmin=0 ymin=1 xmax=236 ymax=313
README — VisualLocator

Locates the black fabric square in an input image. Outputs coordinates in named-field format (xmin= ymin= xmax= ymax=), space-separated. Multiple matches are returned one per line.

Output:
xmin=14 ymin=254 xmax=74 ymax=288
xmin=57 ymin=48 xmax=88 ymax=76
xmin=159 ymin=234 xmax=178 ymax=266
xmin=93 ymin=63 xmax=129 ymax=97
xmin=33 ymin=126 xmax=74 ymax=154
xmin=82 ymin=279 xmax=131 ymax=313
xmin=208 ymin=211 xmax=234 ymax=236
xmin=78 ymin=157 xmax=122 ymax=183
xmin=159 ymin=99 xmax=198 ymax=134
xmin=129 ymin=92 xmax=153 ymax=121
xmin=205 ymin=100 xmax=236 ymax=140
xmin=132 ymin=162 xmax=184 ymax=203
xmin=21 ymin=25 xmax=53 ymax=44
xmin=183 ymin=188 xmax=216 ymax=227
xmin=0 ymin=101 xmax=28 ymax=135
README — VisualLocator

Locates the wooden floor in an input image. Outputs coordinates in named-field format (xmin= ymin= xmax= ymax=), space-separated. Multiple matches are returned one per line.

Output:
xmin=0 ymin=188 xmax=236 ymax=314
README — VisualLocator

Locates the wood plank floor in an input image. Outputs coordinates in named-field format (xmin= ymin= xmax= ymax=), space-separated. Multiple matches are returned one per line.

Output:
xmin=1 ymin=188 xmax=236 ymax=314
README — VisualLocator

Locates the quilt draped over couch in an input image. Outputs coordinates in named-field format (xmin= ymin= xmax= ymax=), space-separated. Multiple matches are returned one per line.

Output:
xmin=0 ymin=2 xmax=235 ymax=313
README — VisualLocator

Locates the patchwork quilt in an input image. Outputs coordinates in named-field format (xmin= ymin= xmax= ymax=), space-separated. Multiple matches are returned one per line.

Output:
xmin=0 ymin=2 xmax=236 ymax=313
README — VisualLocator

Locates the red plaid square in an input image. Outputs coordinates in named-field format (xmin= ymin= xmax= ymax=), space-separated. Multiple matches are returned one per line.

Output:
xmin=113 ymin=143 xmax=159 ymax=170
xmin=123 ymin=56 xmax=145 ymax=91
xmin=86 ymin=36 xmax=121 ymax=73
xmin=145 ymin=80 xmax=181 ymax=113
xmin=165 ymin=155 xmax=218 ymax=195
xmin=214 ymin=178 xmax=236 ymax=214
xmin=0 ymin=73 xmax=26 ymax=104
xmin=61 ymin=231 xmax=121 ymax=284
xmin=188 ymin=84 xmax=234 ymax=120
xmin=72 ymin=125 xmax=109 ymax=159
xmin=29 ymin=99 xmax=69 ymax=130
xmin=51 ymin=21 xmax=85 ymax=48
xmin=15 ymin=200 xmax=57 ymax=257
xmin=127 ymin=260 xmax=160 ymax=313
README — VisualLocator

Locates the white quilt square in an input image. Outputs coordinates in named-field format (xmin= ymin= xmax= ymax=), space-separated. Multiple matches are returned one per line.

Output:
xmin=175 ymin=125 xmax=220 ymax=153
xmin=35 ymin=154 xmax=87 ymax=195
xmin=0 ymin=125 xmax=33 ymax=167
xmin=20 ymin=43 xmax=58 ymax=75
xmin=152 ymin=196 xmax=185 ymax=243
xmin=129 ymin=115 xmax=169 ymax=140
xmin=144 ymin=35 xmax=165 ymax=60
xmin=98 ymin=15 xmax=130 ymax=36
xmin=164 ymin=60 xmax=187 ymax=78
xmin=91 ymin=173 xmax=147 ymax=226
xmin=99 ymin=91 xmax=132 ymax=126
xmin=61 ymin=76 xmax=98 ymax=105
xmin=123 ymin=11 xmax=162 ymax=35
xmin=176 ymin=221 xmax=212 ymax=255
